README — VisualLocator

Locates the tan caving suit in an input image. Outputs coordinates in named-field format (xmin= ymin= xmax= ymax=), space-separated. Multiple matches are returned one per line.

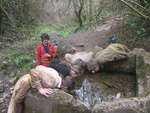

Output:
xmin=7 ymin=65 xmax=62 ymax=113
xmin=95 ymin=43 xmax=130 ymax=64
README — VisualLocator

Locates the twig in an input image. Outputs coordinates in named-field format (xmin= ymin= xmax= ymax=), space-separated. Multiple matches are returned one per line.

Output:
xmin=102 ymin=81 xmax=118 ymax=89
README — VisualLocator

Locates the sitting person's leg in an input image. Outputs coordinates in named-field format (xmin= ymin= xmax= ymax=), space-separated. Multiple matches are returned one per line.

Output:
xmin=7 ymin=74 xmax=31 ymax=113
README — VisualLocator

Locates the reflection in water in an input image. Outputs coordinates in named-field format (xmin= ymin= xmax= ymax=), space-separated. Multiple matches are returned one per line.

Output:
xmin=75 ymin=79 xmax=104 ymax=108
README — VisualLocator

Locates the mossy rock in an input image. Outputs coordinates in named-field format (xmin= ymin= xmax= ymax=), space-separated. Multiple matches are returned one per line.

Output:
xmin=24 ymin=90 xmax=90 ymax=113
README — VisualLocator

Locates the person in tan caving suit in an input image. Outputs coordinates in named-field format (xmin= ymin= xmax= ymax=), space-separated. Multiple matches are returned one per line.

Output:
xmin=7 ymin=65 xmax=75 ymax=113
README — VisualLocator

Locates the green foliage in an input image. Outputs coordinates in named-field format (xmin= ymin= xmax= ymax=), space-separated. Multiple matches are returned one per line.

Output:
xmin=30 ymin=37 xmax=40 ymax=48
xmin=11 ymin=53 xmax=34 ymax=70
xmin=0 ymin=0 xmax=37 ymax=45
xmin=34 ymin=23 xmax=78 ymax=38
xmin=127 ymin=19 xmax=146 ymax=38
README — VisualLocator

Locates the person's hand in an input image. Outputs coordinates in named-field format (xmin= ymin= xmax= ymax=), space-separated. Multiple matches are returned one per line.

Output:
xmin=38 ymin=88 xmax=53 ymax=97
xmin=44 ymin=53 xmax=51 ymax=57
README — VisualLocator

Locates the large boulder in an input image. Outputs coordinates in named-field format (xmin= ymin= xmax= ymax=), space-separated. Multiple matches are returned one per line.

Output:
xmin=24 ymin=90 xmax=90 ymax=113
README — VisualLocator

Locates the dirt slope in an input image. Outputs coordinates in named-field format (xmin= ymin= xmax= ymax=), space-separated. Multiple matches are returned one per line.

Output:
xmin=66 ymin=16 xmax=123 ymax=51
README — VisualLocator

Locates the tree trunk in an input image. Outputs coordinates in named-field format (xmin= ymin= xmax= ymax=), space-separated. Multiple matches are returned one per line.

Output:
xmin=89 ymin=0 xmax=93 ymax=22
xmin=72 ymin=0 xmax=84 ymax=27
xmin=0 ymin=9 xmax=2 ymax=35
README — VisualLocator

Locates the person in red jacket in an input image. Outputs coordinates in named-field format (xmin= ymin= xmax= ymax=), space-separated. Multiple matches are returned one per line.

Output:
xmin=36 ymin=33 xmax=57 ymax=66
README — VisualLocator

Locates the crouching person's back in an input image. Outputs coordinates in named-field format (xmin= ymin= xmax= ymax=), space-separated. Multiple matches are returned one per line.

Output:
xmin=7 ymin=65 xmax=74 ymax=113
xmin=34 ymin=65 xmax=62 ymax=88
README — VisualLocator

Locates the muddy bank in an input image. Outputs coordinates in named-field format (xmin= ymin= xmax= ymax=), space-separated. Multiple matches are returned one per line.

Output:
xmin=66 ymin=16 xmax=123 ymax=51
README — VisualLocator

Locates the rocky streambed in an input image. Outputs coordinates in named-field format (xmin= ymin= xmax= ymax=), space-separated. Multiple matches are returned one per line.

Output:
xmin=74 ymin=72 xmax=136 ymax=108
xmin=24 ymin=90 xmax=150 ymax=113
xmin=24 ymin=73 xmax=136 ymax=113
xmin=24 ymin=48 xmax=150 ymax=113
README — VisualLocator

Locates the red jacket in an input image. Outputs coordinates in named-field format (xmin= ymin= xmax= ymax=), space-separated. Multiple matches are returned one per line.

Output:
xmin=36 ymin=43 xmax=57 ymax=66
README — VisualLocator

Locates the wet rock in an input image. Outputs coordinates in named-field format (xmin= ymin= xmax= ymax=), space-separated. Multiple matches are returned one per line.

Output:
xmin=24 ymin=90 xmax=90 ymax=113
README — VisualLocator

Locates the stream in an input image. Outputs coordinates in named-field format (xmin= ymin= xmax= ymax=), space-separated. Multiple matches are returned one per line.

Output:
xmin=74 ymin=72 xmax=136 ymax=109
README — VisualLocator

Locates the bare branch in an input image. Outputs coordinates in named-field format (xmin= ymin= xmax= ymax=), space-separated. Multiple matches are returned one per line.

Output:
xmin=72 ymin=0 xmax=84 ymax=26
xmin=0 ymin=5 xmax=14 ymax=25
xmin=119 ymin=0 xmax=150 ymax=20
xmin=127 ymin=0 xmax=147 ymax=10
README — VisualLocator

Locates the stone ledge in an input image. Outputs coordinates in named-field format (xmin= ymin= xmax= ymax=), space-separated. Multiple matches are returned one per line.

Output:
xmin=24 ymin=90 xmax=90 ymax=113
xmin=92 ymin=95 xmax=150 ymax=113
